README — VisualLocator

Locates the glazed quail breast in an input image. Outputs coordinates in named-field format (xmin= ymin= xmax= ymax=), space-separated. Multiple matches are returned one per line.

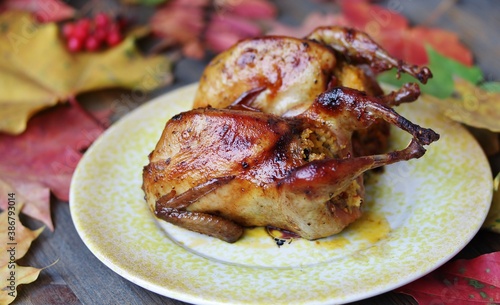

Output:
xmin=142 ymin=26 xmax=439 ymax=243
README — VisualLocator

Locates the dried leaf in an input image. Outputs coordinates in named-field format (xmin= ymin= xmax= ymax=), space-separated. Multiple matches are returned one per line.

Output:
xmin=0 ymin=11 xmax=172 ymax=134
xmin=0 ymin=180 xmax=51 ymax=233
xmin=484 ymin=174 xmax=500 ymax=233
xmin=0 ymin=103 xmax=111 ymax=230
xmin=0 ymin=203 xmax=44 ymax=265
xmin=150 ymin=0 xmax=276 ymax=58
xmin=0 ymin=264 xmax=42 ymax=304
xmin=407 ymin=26 xmax=473 ymax=66
xmin=398 ymin=252 xmax=500 ymax=304
xmin=439 ymin=79 xmax=500 ymax=132
xmin=0 ymin=0 xmax=75 ymax=22
xmin=339 ymin=0 xmax=408 ymax=34
xmin=0 ymin=203 xmax=45 ymax=304
xmin=205 ymin=15 xmax=262 ymax=53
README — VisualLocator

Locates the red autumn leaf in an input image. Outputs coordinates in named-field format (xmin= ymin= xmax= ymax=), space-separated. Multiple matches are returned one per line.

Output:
xmin=150 ymin=0 xmax=276 ymax=58
xmin=205 ymin=14 xmax=262 ymax=53
xmin=339 ymin=0 xmax=473 ymax=66
xmin=398 ymin=252 xmax=500 ymax=304
xmin=0 ymin=103 xmax=111 ymax=230
xmin=0 ymin=0 xmax=75 ymax=22
xmin=443 ymin=252 xmax=500 ymax=289
xmin=339 ymin=0 xmax=408 ymax=32
xmin=150 ymin=0 xmax=207 ymax=58
xmin=408 ymin=27 xmax=473 ymax=65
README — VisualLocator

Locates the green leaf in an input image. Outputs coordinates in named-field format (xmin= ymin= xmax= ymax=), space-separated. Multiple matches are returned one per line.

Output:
xmin=426 ymin=46 xmax=483 ymax=83
xmin=378 ymin=46 xmax=484 ymax=99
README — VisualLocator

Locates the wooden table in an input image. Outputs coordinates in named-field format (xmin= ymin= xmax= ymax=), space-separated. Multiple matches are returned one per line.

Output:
xmin=14 ymin=1 xmax=500 ymax=304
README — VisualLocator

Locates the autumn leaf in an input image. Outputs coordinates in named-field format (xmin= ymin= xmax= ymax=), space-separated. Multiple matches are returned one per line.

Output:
xmin=0 ymin=203 xmax=46 ymax=304
xmin=0 ymin=103 xmax=111 ymax=231
xmin=0 ymin=11 xmax=173 ymax=134
xmin=434 ymin=79 xmax=500 ymax=132
xmin=0 ymin=205 xmax=44 ymax=266
xmin=150 ymin=0 xmax=207 ymax=58
xmin=0 ymin=0 xmax=75 ymax=22
xmin=0 ymin=264 xmax=42 ymax=304
xmin=150 ymin=0 xmax=276 ymax=58
xmin=381 ymin=57 xmax=500 ymax=133
xmin=423 ymin=47 xmax=483 ymax=97
xmin=398 ymin=252 xmax=500 ymax=304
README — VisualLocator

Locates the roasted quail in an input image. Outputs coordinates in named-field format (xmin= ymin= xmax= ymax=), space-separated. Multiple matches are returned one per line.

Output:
xmin=142 ymin=27 xmax=438 ymax=242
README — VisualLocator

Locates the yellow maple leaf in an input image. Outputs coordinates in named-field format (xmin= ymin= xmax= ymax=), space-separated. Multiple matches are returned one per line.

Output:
xmin=0 ymin=264 xmax=42 ymax=304
xmin=436 ymin=79 xmax=500 ymax=132
xmin=0 ymin=11 xmax=173 ymax=134
xmin=0 ymin=203 xmax=44 ymax=266
xmin=0 ymin=201 xmax=46 ymax=304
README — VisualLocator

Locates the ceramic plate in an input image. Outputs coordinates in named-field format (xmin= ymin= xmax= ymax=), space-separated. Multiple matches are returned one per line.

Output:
xmin=70 ymin=84 xmax=492 ymax=305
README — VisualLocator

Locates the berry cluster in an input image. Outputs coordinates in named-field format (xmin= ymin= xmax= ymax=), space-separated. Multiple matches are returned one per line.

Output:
xmin=62 ymin=13 xmax=125 ymax=52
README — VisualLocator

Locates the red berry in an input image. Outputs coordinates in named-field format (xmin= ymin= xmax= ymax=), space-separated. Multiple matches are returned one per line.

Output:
xmin=85 ymin=36 xmax=101 ymax=51
xmin=73 ymin=24 xmax=89 ymax=41
xmin=106 ymin=30 xmax=122 ymax=47
xmin=62 ymin=23 xmax=75 ymax=38
xmin=77 ymin=18 xmax=91 ymax=31
xmin=93 ymin=27 xmax=107 ymax=42
xmin=67 ymin=37 xmax=82 ymax=52
xmin=95 ymin=13 xmax=110 ymax=29
xmin=108 ymin=22 xmax=120 ymax=33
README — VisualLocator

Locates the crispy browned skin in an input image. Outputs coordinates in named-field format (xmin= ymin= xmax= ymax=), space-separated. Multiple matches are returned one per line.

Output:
xmin=193 ymin=36 xmax=337 ymax=116
xmin=143 ymin=87 xmax=439 ymax=242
